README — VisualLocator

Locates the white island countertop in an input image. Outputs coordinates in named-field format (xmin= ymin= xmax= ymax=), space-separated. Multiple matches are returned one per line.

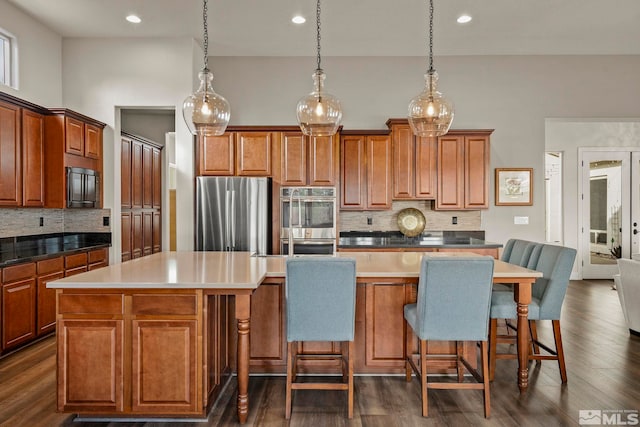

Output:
xmin=48 ymin=251 xmax=541 ymax=289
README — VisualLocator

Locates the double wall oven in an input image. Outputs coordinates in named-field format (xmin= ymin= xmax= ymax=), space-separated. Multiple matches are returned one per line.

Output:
xmin=280 ymin=187 xmax=336 ymax=255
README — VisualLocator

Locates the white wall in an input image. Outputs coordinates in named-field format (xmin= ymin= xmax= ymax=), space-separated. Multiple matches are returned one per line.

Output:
xmin=212 ymin=55 xmax=640 ymax=246
xmin=61 ymin=37 xmax=198 ymax=261
xmin=121 ymin=109 xmax=175 ymax=145
xmin=0 ymin=0 xmax=62 ymax=105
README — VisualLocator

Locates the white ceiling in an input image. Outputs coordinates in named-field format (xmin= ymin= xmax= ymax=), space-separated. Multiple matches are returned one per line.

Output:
xmin=7 ymin=0 xmax=640 ymax=56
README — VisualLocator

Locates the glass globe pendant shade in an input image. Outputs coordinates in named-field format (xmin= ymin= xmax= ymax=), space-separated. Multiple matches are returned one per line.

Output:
xmin=296 ymin=71 xmax=342 ymax=137
xmin=182 ymin=69 xmax=230 ymax=137
xmin=408 ymin=72 xmax=454 ymax=137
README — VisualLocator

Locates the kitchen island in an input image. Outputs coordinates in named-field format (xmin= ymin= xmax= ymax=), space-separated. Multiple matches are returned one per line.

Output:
xmin=49 ymin=251 xmax=540 ymax=423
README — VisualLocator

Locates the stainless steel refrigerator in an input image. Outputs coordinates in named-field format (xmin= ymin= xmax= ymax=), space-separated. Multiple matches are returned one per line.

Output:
xmin=195 ymin=176 xmax=272 ymax=254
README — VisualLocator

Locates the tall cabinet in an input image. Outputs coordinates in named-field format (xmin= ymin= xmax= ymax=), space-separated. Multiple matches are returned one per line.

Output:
xmin=121 ymin=132 xmax=163 ymax=262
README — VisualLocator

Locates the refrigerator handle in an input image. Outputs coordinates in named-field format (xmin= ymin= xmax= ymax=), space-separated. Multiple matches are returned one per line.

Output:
xmin=230 ymin=190 xmax=236 ymax=251
xmin=225 ymin=190 xmax=232 ymax=251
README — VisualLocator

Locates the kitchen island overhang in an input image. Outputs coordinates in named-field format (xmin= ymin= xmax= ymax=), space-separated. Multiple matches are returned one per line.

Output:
xmin=48 ymin=251 xmax=540 ymax=423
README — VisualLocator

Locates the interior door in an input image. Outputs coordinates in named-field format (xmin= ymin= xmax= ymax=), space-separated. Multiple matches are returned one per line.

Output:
xmin=580 ymin=151 xmax=630 ymax=279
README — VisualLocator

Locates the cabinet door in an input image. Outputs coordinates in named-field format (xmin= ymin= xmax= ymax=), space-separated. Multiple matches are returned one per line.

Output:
xmin=236 ymin=132 xmax=272 ymax=176
xmin=152 ymin=147 xmax=162 ymax=209
xmin=250 ymin=282 xmax=286 ymax=371
xmin=0 ymin=100 xmax=21 ymax=206
xmin=152 ymin=211 xmax=162 ymax=253
xmin=281 ymin=132 xmax=306 ymax=185
xmin=415 ymin=136 xmax=437 ymax=199
xmin=436 ymin=136 xmax=465 ymax=210
xmin=198 ymin=133 xmax=235 ymax=175
xmin=121 ymin=212 xmax=132 ymax=262
xmin=309 ymin=135 xmax=337 ymax=186
xmin=121 ymin=138 xmax=132 ymax=209
xmin=64 ymin=116 xmax=84 ymax=156
xmin=131 ymin=320 xmax=198 ymax=413
xmin=131 ymin=140 xmax=143 ymax=208
xmin=340 ymin=135 xmax=366 ymax=209
xmin=37 ymin=270 xmax=64 ymax=336
xmin=57 ymin=319 xmax=124 ymax=412
xmin=367 ymin=135 xmax=392 ymax=210
xmin=142 ymin=144 xmax=153 ymax=209
xmin=464 ymin=136 xmax=490 ymax=209
xmin=363 ymin=283 xmax=409 ymax=369
xmin=2 ymin=279 xmax=37 ymax=350
xmin=392 ymin=125 xmax=415 ymax=199
xmin=132 ymin=211 xmax=143 ymax=259
xmin=21 ymin=109 xmax=45 ymax=206
xmin=143 ymin=211 xmax=153 ymax=256
xmin=84 ymin=123 xmax=101 ymax=159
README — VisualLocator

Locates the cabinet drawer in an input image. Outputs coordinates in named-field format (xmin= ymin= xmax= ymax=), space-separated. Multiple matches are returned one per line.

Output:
xmin=88 ymin=248 xmax=108 ymax=264
xmin=65 ymin=252 xmax=88 ymax=269
xmin=58 ymin=293 xmax=124 ymax=315
xmin=132 ymin=294 xmax=198 ymax=316
xmin=2 ymin=262 xmax=36 ymax=283
xmin=37 ymin=257 xmax=64 ymax=275
xmin=65 ymin=266 xmax=87 ymax=277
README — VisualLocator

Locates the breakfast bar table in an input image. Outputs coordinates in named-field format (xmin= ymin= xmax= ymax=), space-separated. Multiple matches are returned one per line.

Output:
xmin=49 ymin=251 xmax=541 ymax=423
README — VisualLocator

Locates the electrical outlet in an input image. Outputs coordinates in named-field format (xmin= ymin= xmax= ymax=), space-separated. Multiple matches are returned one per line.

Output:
xmin=367 ymin=217 xmax=373 ymax=225
xmin=103 ymin=216 xmax=110 ymax=226
xmin=452 ymin=216 xmax=458 ymax=225
xmin=39 ymin=217 xmax=44 ymax=227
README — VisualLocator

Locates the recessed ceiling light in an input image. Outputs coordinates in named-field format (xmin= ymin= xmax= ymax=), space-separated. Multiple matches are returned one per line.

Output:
xmin=292 ymin=15 xmax=306 ymax=24
xmin=457 ymin=14 xmax=472 ymax=24
xmin=126 ymin=14 xmax=142 ymax=24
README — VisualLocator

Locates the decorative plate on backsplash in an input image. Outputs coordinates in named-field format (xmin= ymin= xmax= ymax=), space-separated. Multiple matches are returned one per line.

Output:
xmin=397 ymin=208 xmax=426 ymax=237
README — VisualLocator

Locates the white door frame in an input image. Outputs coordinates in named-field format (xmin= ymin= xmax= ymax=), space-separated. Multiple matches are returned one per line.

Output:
xmin=578 ymin=148 xmax=632 ymax=279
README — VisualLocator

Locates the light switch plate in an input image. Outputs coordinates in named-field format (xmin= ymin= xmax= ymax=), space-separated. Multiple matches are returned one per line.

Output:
xmin=514 ymin=216 xmax=529 ymax=225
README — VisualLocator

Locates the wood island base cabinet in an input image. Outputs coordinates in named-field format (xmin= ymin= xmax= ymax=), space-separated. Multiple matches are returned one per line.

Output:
xmin=56 ymin=289 xmax=232 ymax=418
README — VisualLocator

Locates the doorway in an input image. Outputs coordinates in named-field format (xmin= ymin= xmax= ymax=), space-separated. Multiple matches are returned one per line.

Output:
xmin=579 ymin=149 xmax=640 ymax=279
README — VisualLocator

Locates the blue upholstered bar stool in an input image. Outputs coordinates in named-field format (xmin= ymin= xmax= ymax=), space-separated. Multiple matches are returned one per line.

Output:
xmin=285 ymin=257 xmax=357 ymax=419
xmin=489 ymin=244 xmax=576 ymax=382
xmin=404 ymin=256 xmax=495 ymax=418
xmin=494 ymin=239 xmax=538 ymax=291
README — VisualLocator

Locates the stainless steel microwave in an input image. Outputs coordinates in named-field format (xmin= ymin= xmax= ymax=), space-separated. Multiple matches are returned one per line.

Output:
xmin=66 ymin=167 xmax=98 ymax=208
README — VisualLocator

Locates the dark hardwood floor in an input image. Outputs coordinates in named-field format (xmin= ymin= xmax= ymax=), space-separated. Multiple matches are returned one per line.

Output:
xmin=1 ymin=279 xmax=638 ymax=426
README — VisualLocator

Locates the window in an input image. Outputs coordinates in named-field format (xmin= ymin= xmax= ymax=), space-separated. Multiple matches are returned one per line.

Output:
xmin=0 ymin=28 xmax=16 ymax=88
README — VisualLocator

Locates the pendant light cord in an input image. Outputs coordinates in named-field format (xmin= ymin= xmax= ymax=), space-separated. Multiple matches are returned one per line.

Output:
xmin=203 ymin=0 xmax=209 ymax=71
xmin=316 ymin=0 xmax=322 ymax=73
xmin=427 ymin=0 xmax=434 ymax=75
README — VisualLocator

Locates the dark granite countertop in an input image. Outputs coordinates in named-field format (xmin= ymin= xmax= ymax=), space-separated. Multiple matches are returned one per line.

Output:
xmin=0 ymin=233 xmax=111 ymax=268
xmin=338 ymin=231 xmax=501 ymax=249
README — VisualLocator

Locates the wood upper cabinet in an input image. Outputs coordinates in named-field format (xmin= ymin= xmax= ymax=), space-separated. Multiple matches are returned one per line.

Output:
xmin=64 ymin=116 xmax=84 ymax=156
xmin=84 ymin=123 xmax=102 ymax=159
xmin=436 ymin=131 xmax=491 ymax=210
xmin=281 ymin=132 xmax=338 ymax=186
xmin=341 ymin=133 xmax=392 ymax=210
xmin=21 ymin=110 xmax=45 ymax=207
xmin=389 ymin=120 xmax=436 ymax=200
xmin=236 ymin=131 xmax=272 ymax=176
xmin=0 ymin=100 xmax=22 ymax=206
xmin=198 ymin=133 xmax=235 ymax=176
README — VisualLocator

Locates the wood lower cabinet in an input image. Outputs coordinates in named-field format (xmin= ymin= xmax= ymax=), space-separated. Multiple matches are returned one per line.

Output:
xmin=36 ymin=257 xmax=64 ymax=336
xmin=340 ymin=133 xmax=392 ymax=210
xmin=65 ymin=252 xmax=88 ymax=277
xmin=249 ymin=281 xmax=286 ymax=372
xmin=121 ymin=212 xmax=132 ymax=261
xmin=1 ymin=263 xmax=37 ymax=351
xmin=56 ymin=290 xmax=206 ymax=416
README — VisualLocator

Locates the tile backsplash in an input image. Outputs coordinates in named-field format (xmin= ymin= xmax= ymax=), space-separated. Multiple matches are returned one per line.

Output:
xmin=339 ymin=200 xmax=481 ymax=232
xmin=0 ymin=208 xmax=111 ymax=238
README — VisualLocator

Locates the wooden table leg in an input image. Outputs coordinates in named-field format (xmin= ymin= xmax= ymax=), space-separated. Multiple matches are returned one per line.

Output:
xmin=236 ymin=294 xmax=251 ymax=424
xmin=513 ymin=280 xmax=532 ymax=393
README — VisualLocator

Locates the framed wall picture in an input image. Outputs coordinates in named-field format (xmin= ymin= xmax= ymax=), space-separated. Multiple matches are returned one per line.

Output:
xmin=495 ymin=168 xmax=533 ymax=206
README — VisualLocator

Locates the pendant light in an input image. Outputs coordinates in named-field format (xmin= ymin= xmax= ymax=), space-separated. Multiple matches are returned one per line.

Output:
xmin=408 ymin=0 xmax=454 ymax=137
xmin=296 ymin=0 xmax=342 ymax=137
xmin=182 ymin=0 xmax=230 ymax=137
